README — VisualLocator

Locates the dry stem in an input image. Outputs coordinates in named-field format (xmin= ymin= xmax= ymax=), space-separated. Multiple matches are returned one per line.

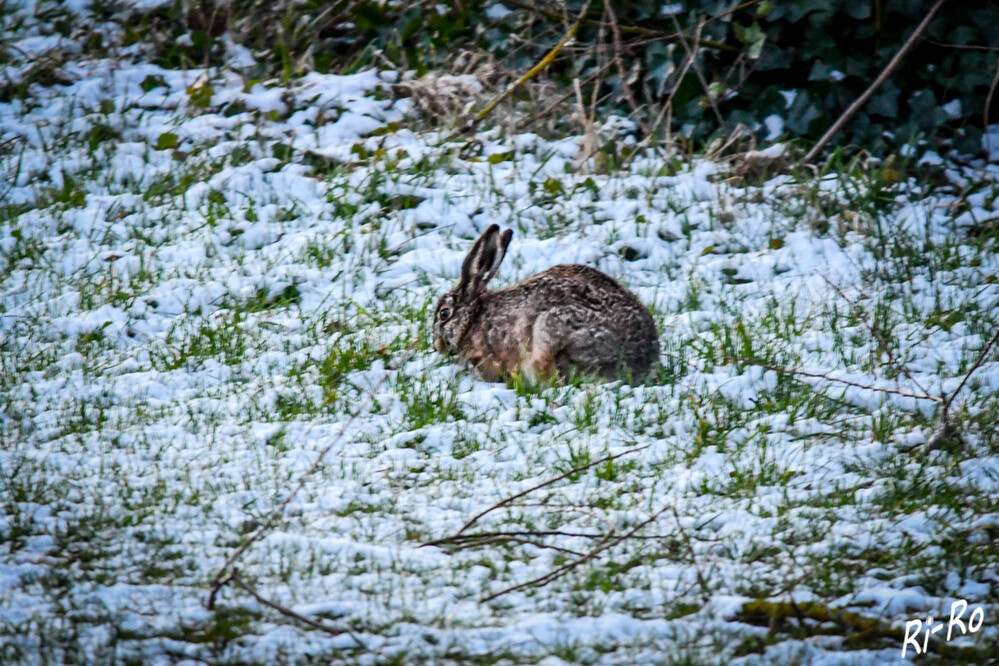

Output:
xmin=480 ymin=504 xmax=669 ymax=603
xmin=440 ymin=444 xmax=650 ymax=539
xmin=229 ymin=570 xmax=366 ymax=647
xmin=207 ymin=351 xmax=409 ymax=610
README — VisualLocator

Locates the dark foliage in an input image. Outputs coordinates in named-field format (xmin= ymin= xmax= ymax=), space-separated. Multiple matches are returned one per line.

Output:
xmin=135 ymin=0 xmax=999 ymax=157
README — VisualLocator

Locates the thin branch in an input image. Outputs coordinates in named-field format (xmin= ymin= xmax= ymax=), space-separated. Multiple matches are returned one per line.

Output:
xmin=207 ymin=351 xmax=410 ymax=610
xmin=424 ymin=529 xmax=719 ymax=545
xmin=729 ymin=357 xmax=943 ymax=404
xmin=572 ymin=75 xmax=597 ymax=167
xmin=439 ymin=444 xmax=650 ymax=539
xmin=984 ymin=56 xmax=999 ymax=159
xmin=820 ymin=273 xmax=931 ymax=396
xmin=944 ymin=325 xmax=999 ymax=413
xmin=480 ymin=504 xmax=669 ymax=603
xmin=921 ymin=36 xmax=999 ymax=52
xmin=229 ymin=570 xmax=366 ymax=648
xmin=446 ymin=535 xmax=587 ymax=557
xmin=669 ymin=16 xmax=725 ymax=129
xmin=802 ymin=0 xmax=946 ymax=164
xmin=605 ymin=1 xmax=648 ymax=136
xmin=670 ymin=507 xmax=710 ymax=604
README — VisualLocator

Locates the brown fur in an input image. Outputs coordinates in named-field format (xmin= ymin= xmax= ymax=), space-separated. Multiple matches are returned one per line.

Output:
xmin=433 ymin=226 xmax=660 ymax=383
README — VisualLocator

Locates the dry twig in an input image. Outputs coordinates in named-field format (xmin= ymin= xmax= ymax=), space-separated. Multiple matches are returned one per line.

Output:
xmin=729 ymin=357 xmax=942 ymax=404
xmin=480 ymin=504 xmax=670 ymax=603
xmin=424 ymin=528 xmax=715 ymax=546
xmin=670 ymin=507 xmax=711 ymax=604
xmin=983 ymin=56 xmax=999 ymax=164
xmin=669 ymin=16 xmax=725 ymax=129
xmin=229 ymin=570 xmax=367 ymax=648
xmin=604 ymin=1 xmax=647 ymax=136
xmin=437 ymin=444 xmax=650 ymax=540
xmin=942 ymin=325 xmax=999 ymax=418
xmin=206 ymin=350 xmax=410 ymax=614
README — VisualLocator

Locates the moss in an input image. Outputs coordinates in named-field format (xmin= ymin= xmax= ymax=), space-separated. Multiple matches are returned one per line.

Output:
xmin=734 ymin=599 xmax=994 ymax=661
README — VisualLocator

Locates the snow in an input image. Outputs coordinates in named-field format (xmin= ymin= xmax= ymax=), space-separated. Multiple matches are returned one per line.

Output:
xmin=763 ymin=115 xmax=784 ymax=140
xmin=1 ymin=4 xmax=999 ymax=665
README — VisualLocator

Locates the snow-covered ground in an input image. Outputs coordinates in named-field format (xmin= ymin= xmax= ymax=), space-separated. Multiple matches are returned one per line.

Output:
xmin=2 ymin=4 xmax=999 ymax=665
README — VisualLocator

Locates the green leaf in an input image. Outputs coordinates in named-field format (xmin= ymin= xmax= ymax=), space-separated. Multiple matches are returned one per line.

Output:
xmin=733 ymin=22 xmax=766 ymax=60
xmin=784 ymin=90 xmax=824 ymax=137
xmin=842 ymin=3 xmax=871 ymax=19
xmin=487 ymin=152 xmax=514 ymax=164
xmin=140 ymin=75 xmax=165 ymax=92
xmin=868 ymin=81 xmax=900 ymax=118
xmin=350 ymin=143 xmax=368 ymax=160
xmin=543 ymin=177 xmax=563 ymax=195
xmin=187 ymin=84 xmax=214 ymax=109
xmin=155 ymin=132 xmax=179 ymax=150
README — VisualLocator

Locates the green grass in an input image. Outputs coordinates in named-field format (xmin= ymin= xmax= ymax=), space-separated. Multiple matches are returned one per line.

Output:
xmin=2 ymin=17 xmax=998 ymax=661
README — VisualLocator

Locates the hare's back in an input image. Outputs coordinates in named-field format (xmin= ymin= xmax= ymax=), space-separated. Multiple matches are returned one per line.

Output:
xmin=535 ymin=264 xmax=623 ymax=289
xmin=512 ymin=264 xmax=641 ymax=306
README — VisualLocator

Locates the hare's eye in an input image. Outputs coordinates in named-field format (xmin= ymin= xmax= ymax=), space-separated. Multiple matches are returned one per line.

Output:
xmin=438 ymin=307 xmax=452 ymax=321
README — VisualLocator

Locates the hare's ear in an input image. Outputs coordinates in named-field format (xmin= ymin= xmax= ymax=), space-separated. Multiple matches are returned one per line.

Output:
xmin=457 ymin=225 xmax=513 ymax=299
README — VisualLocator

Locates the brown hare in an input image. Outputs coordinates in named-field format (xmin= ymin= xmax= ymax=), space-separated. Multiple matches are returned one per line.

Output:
xmin=433 ymin=225 xmax=660 ymax=383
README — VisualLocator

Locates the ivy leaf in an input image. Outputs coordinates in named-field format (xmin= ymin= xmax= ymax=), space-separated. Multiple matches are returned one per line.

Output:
xmin=733 ymin=22 xmax=766 ymax=60
xmin=868 ymin=81 xmax=900 ymax=118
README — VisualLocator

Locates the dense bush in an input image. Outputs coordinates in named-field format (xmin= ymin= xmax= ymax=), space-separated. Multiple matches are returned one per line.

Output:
xmin=124 ymin=0 xmax=999 ymax=157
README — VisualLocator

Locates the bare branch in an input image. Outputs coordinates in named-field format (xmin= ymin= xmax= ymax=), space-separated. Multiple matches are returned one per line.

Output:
xmin=446 ymin=535 xmax=587 ymax=557
xmin=437 ymin=444 xmax=650 ymax=539
xmin=944 ymin=325 xmax=999 ymax=414
xmin=729 ymin=357 xmax=943 ymax=404
xmin=669 ymin=16 xmax=725 ymax=129
xmin=480 ymin=504 xmax=669 ymax=603
xmin=983 ymin=57 xmax=999 ymax=162
xmin=229 ymin=570 xmax=366 ymax=648
xmin=670 ymin=507 xmax=710 ymax=604
xmin=605 ymin=1 xmax=648 ymax=136
xmin=802 ymin=0 xmax=946 ymax=164
xmin=820 ymin=273 xmax=931 ymax=396
xmin=425 ymin=529 xmax=718 ymax=545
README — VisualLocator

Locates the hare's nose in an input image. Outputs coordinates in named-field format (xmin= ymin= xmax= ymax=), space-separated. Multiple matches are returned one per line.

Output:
xmin=433 ymin=337 xmax=445 ymax=352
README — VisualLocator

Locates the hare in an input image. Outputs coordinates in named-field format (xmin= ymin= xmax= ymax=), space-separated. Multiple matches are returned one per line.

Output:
xmin=433 ymin=225 xmax=660 ymax=383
